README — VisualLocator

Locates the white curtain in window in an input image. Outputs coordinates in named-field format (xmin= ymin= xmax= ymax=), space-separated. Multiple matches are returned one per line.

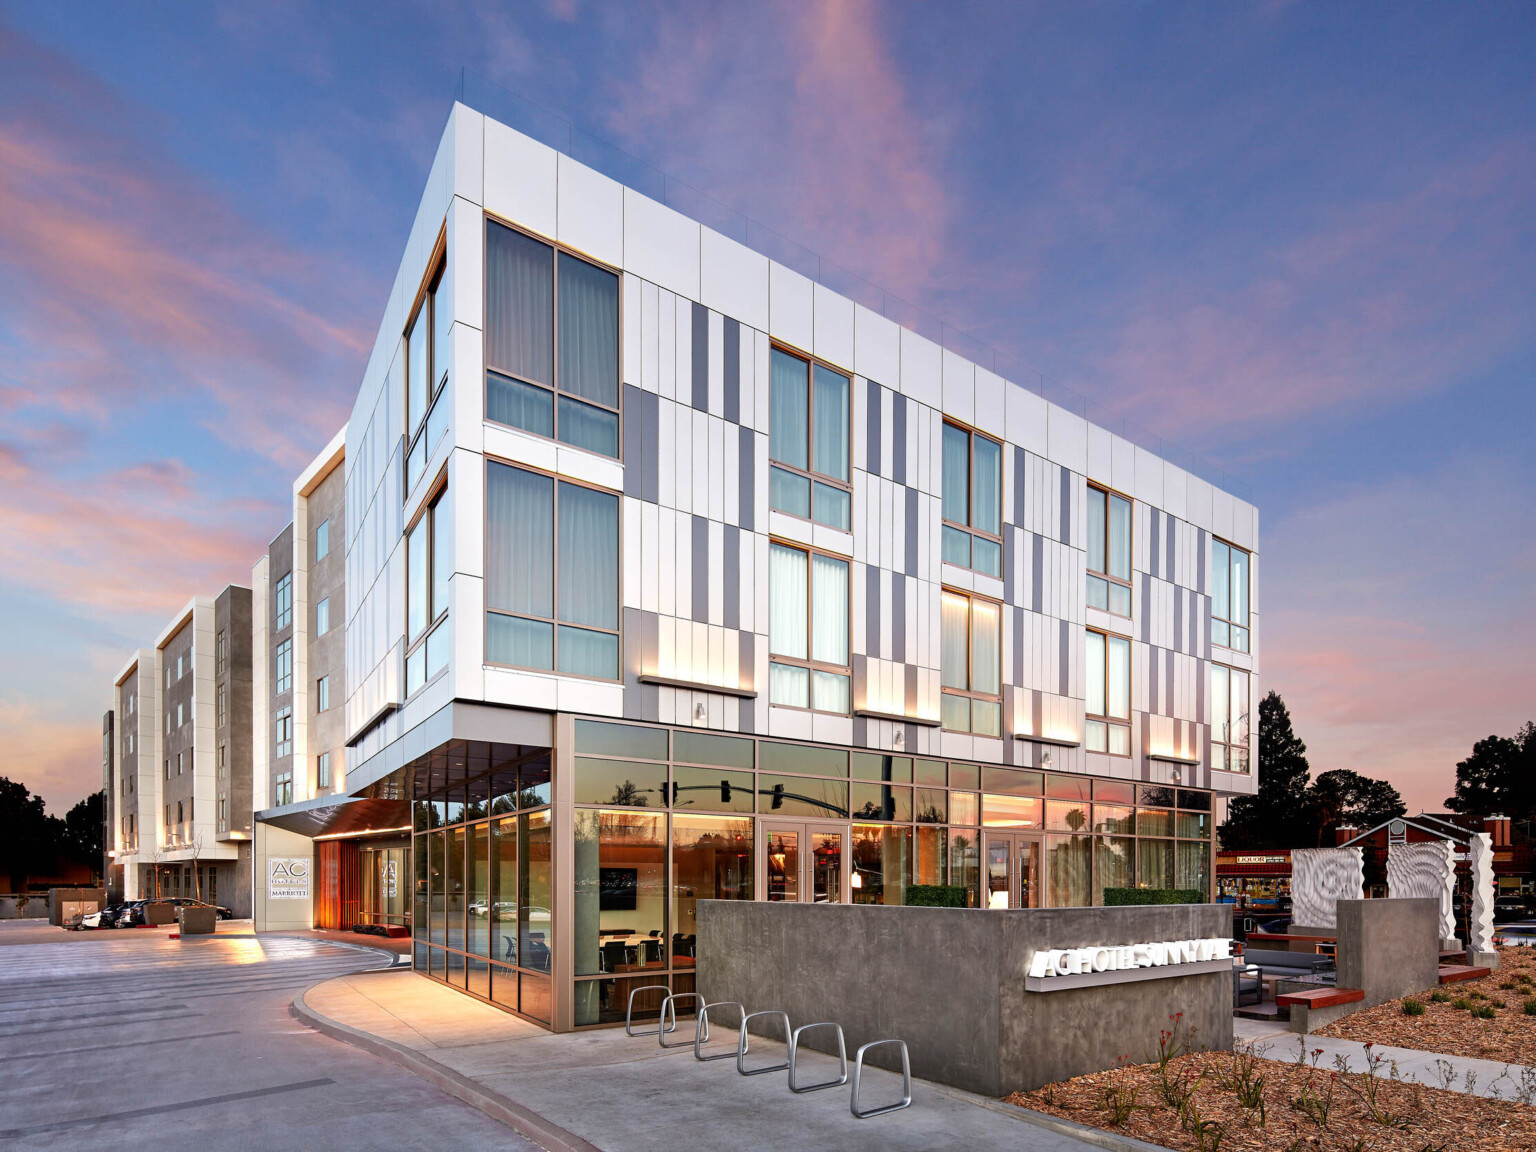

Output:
xmin=407 ymin=521 xmax=427 ymax=640
xmin=1210 ymin=664 xmax=1230 ymax=743
xmin=485 ymin=222 xmax=553 ymax=385
xmin=1231 ymin=668 xmax=1250 ymax=746
xmin=431 ymin=279 xmax=451 ymax=394
xmin=557 ymin=482 xmax=618 ymax=629
xmin=1087 ymin=488 xmax=1106 ymax=574
xmin=941 ymin=592 xmax=969 ymax=690
xmin=810 ymin=553 xmax=848 ymax=665
xmin=769 ymin=544 xmax=807 ymax=659
xmin=430 ymin=496 xmax=451 ymax=620
xmin=1107 ymin=635 xmax=1131 ymax=720
xmin=811 ymin=365 xmax=849 ymax=481
xmin=769 ymin=350 xmax=808 ymax=470
xmin=971 ymin=599 xmax=1000 ymax=696
xmin=1109 ymin=494 xmax=1132 ymax=582
xmin=1231 ymin=547 xmax=1249 ymax=627
xmin=407 ymin=308 xmax=427 ymax=434
xmin=1085 ymin=630 xmax=1106 ymax=716
xmin=558 ymin=253 xmax=619 ymax=407
xmin=942 ymin=424 xmax=969 ymax=525
xmin=1212 ymin=540 xmax=1231 ymax=621
xmin=486 ymin=462 xmax=553 ymax=617
xmin=973 ymin=437 xmax=1000 ymax=536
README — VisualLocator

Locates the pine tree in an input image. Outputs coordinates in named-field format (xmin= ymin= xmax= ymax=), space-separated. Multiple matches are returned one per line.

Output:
xmin=1218 ymin=691 xmax=1311 ymax=849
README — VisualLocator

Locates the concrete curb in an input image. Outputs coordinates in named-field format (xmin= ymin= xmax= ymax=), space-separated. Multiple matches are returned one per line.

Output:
xmin=960 ymin=1093 xmax=1174 ymax=1152
xmin=290 ymin=985 xmax=600 ymax=1152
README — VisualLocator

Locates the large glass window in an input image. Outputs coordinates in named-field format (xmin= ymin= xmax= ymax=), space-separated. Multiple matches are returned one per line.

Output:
xmin=941 ymin=422 xmax=1002 ymax=576
xmin=491 ymin=816 xmax=518 ymax=966
xmin=768 ymin=347 xmax=851 ymax=530
xmin=275 ymin=572 xmax=292 ymax=629
xmin=851 ymin=824 xmax=910 ymax=906
xmin=404 ymin=252 xmax=449 ymax=493
xmin=1085 ymin=629 xmax=1131 ymax=756
xmin=520 ymin=811 xmax=552 ymax=974
xmin=275 ymin=706 xmax=292 ymax=757
xmin=574 ymin=810 xmax=667 ymax=988
xmin=1087 ymin=486 xmax=1133 ymax=616
xmin=485 ymin=220 xmax=619 ymax=458
xmin=468 ymin=823 xmax=490 ymax=958
xmin=940 ymin=589 xmax=1001 ymax=736
xmin=1210 ymin=663 xmax=1251 ymax=773
xmin=671 ymin=815 xmax=752 ymax=967
xmin=1212 ymin=539 xmax=1251 ymax=652
xmin=486 ymin=462 xmax=619 ymax=680
xmin=768 ymin=542 xmax=849 ymax=713
xmin=1047 ymin=833 xmax=1091 ymax=907
xmin=315 ymin=518 xmax=330 ymax=561
xmin=406 ymin=486 xmax=451 ymax=696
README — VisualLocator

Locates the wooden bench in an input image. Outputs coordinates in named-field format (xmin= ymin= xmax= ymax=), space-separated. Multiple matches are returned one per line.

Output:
xmin=1276 ymin=987 xmax=1364 ymax=1010
xmin=1438 ymin=965 xmax=1491 ymax=984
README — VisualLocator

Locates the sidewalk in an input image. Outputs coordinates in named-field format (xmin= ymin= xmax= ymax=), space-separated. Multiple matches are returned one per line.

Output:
xmin=1235 ymin=1017 xmax=1536 ymax=1101
xmin=294 ymin=968 xmax=1148 ymax=1152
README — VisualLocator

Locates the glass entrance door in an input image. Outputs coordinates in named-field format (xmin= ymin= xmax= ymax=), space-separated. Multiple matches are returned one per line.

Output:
xmin=984 ymin=832 xmax=1042 ymax=909
xmin=760 ymin=821 xmax=848 ymax=903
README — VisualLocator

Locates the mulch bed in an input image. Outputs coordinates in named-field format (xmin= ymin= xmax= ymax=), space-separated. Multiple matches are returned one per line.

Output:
xmin=1315 ymin=945 xmax=1536 ymax=1064
xmin=1006 ymin=1039 xmax=1536 ymax=1151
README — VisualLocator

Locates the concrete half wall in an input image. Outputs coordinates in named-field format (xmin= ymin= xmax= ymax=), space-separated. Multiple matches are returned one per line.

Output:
xmin=697 ymin=901 xmax=1232 ymax=1096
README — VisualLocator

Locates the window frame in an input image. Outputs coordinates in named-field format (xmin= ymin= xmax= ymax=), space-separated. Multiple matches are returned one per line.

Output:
xmin=482 ymin=457 xmax=623 ymax=684
xmin=1087 ymin=483 xmax=1134 ymax=617
xmin=939 ymin=586 xmax=1004 ymax=734
xmin=404 ymin=228 xmax=450 ymax=495
xmin=275 ymin=705 xmax=293 ymax=758
xmin=275 ymin=572 xmax=292 ymax=630
xmin=274 ymin=638 xmax=292 ymax=696
xmin=215 ymin=629 xmax=226 ymax=675
xmin=1210 ymin=662 xmax=1252 ymax=773
xmin=275 ymin=772 xmax=293 ymax=807
xmin=318 ymin=750 xmax=331 ymax=789
xmin=940 ymin=420 xmax=1004 ymax=576
xmin=315 ymin=518 xmax=330 ymax=562
xmin=405 ymin=471 xmax=451 ymax=694
xmin=766 ymin=537 xmax=852 ymax=715
xmin=316 ymin=675 xmax=330 ymax=713
xmin=1085 ymin=626 xmax=1133 ymax=757
xmin=316 ymin=596 xmax=330 ymax=637
xmin=1211 ymin=536 xmax=1251 ymax=653
xmin=766 ymin=342 xmax=853 ymax=530
xmin=481 ymin=212 xmax=623 ymax=460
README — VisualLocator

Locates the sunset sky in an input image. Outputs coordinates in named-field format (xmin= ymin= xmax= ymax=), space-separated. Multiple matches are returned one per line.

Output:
xmin=1 ymin=2 xmax=1531 ymax=816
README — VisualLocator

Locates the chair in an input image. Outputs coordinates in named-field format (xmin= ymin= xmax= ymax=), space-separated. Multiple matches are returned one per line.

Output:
xmin=601 ymin=940 xmax=628 ymax=973
xmin=1233 ymin=963 xmax=1262 ymax=1007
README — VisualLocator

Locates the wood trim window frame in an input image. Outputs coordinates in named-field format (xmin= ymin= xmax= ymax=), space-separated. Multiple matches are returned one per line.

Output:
xmin=939 ymin=586 xmax=1004 ymax=736
xmin=404 ymin=227 xmax=450 ymax=498
xmin=404 ymin=470 xmax=451 ymax=698
xmin=1209 ymin=661 xmax=1252 ymax=774
xmin=767 ymin=537 xmax=852 ymax=715
xmin=1210 ymin=536 xmax=1251 ymax=654
xmin=1085 ymin=625 xmax=1132 ymax=758
xmin=766 ymin=343 xmax=853 ymax=531
xmin=481 ymin=212 xmax=624 ymax=461
xmin=940 ymin=420 xmax=1004 ymax=578
xmin=1087 ymin=482 xmax=1134 ymax=618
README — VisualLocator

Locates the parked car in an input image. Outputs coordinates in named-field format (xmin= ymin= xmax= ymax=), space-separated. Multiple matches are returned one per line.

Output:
xmin=1495 ymin=895 xmax=1532 ymax=923
xmin=164 ymin=898 xmax=234 ymax=920
xmin=77 ymin=904 xmax=129 ymax=930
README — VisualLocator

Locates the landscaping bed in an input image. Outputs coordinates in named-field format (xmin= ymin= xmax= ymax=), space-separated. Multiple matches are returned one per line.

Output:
xmin=1315 ymin=945 xmax=1536 ymax=1064
xmin=1006 ymin=1025 xmax=1536 ymax=1151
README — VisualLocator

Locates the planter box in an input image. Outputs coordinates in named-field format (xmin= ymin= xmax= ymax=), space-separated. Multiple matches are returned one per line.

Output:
xmin=177 ymin=906 xmax=218 ymax=935
xmin=143 ymin=902 xmax=178 ymax=926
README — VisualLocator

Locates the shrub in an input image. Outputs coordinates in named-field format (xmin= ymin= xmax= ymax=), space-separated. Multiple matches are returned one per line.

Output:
xmin=1522 ymin=998 xmax=1536 ymax=1016
xmin=904 ymin=885 xmax=968 ymax=907
xmin=1517 ymin=973 xmax=1534 ymax=986
xmin=1430 ymin=990 xmax=1451 ymax=1003
xmin=1102 ymin=888 xmax=1207 ymax=906
xmin=1472 ymin=1005 xmax=1497 ymax=1019
xmin=1451 ymin=998 xmax=1473 ymax=1011
xmin=1401 ymin=998 xmax=1425 ymax=1016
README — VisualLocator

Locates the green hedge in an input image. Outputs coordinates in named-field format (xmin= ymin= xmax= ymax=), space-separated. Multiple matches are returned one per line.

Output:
xmin=1103 ymin=887 xmax=1207 ymax=906
xmin=905 ymin=885 xmax=969 ymax=907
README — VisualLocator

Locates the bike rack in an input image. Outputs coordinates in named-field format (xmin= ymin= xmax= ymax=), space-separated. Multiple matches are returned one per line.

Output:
xmin=657 ymin=992 xmax=706 ymax=1049
xmin=624 ymin=985 xmax=676 ymax=1038
xmin=787 ymin=1021 xmax=848 ymax=1093
xmin=850 ymin=1038 xmax=912 ymax=1118
xmin=736 ymin=1009 xmax=792 ymax=1076
xmin=694 ymin=1001 xmax=745 ymax=1061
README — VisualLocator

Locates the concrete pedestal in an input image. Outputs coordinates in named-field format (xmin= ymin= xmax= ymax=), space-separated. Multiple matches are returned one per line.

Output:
xmin=1468 ymin=950 xmax=1500 ymax=970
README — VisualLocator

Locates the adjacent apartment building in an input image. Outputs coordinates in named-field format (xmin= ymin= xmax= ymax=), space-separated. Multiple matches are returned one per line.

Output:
xmin=244 ymin=100 xmax=1260 ymax=1033
xmin=106 ymin=587 xmax=254 ymax=915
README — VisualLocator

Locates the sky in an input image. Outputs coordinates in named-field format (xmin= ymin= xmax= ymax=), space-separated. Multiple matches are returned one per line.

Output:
xmin=1 ymin=1 xmax=1532 ymax=818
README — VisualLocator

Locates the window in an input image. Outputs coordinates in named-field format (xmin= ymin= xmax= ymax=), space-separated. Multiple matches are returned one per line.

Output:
xmin=165 ymin=804 xmax=170 ymax=830
xmin=940 ymin=589 xmax=1002 ymax=735
xmin=275 ymin=772 xmax=293 ymax=806
xmin=166 ymin=665 xmax=173 ymax=690
xmin=177 ymin=751 xmax=184 ymax=776
xmin=318 ymin=751 xmax=331 ymax=789
xmin=217 ymin=683 xmax=227 ymax=728
xmin=1086 ymin=629 xmax=1131 ymax=756
xmin=276 ymin=706 xmax=293 ymax=757
xmin=216 ymin=630 xmax=226 ymax=675
xmin=165 ymin=711 xmax=171 ymax=734
xmin=176 ymin=703 xmax=184 ymax=728
xmin=484 ymin=219 xmax=620 ymax=459
xmin=406 ymin=486 xmax=454 ymax=694
xmin=404 ymin=247 xmax=452 ymax=492
xmin=1211 ymin=664 xmax=1251 ymax=773
xmin=941 ymin=423 xmax=1002 ymax=576
xmin=316 ymin=597 xmax=330 ymax=636
xmin=218 ymin=743 xmax=226 ymax=779
xmin=275 ymin=639 xmax=292 ymax=695
xmin=275 ymin=572 xmax=292 ymax=629
xmin=164 ymin=758 xmax=170 ymax=780
xmin=176 ymin=654 xmax=184 ymax=680
xmin=1087 ymin=485 xmax=1133 ymax=617
xmin=1212 ymin=539 xmax=1251 ymax=653
xmin=315 ymin=518 xmax=330 ymax=562
xmin=767 ymin=541 xmax=850 ymax=712
xmin=127 ymin=691 xmax=135 ymax=715
xmin=218 ymin=797 xmax=228 ymax=832
xmin=177 ymin=801 xmax=185 ymax=826
xmin=316 ymin=675 xmax=330 ymax=712
xmin=485 ymin=462 xmax=620 ymax=681
xmin=768 ymin=347 xmax=851 ymax=530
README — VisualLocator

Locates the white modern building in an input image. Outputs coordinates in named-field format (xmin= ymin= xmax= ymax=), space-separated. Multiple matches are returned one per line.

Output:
xmin=241 ymin=100 xmax=1259 ymax=1032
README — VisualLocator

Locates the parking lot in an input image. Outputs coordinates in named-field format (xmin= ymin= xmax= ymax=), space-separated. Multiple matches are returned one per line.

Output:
xmin=0 ymin=920 xmax=535 ymax=1150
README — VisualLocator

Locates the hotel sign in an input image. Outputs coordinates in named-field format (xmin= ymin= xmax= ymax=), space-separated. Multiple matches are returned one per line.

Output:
xmin=268 ymin=857 xmax=310 ymax=900
xmin=1028 ymin=937 xmax=1233 ymax=982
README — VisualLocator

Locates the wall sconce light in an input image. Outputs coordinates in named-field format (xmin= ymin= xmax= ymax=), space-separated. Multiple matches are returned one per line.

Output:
xmin=1171 ymin=768 xmax=1182 ymax=785
xmin=694 ymin=702 xmax=706 ymax=722
xmin=892 ymin=729 xmax=904 ymax=747
xmin=1041 ymin=750 xmax=1052 ymax=770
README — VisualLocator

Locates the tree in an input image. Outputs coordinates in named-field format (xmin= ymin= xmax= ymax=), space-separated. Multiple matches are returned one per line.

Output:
xmin=61 ymin=792 xmax=104 ymax=878
xmin=0 ymin=777 xmax=52 ymax=892
xmin=1444 ymin=722 xmax=1536 ymax=822
xmin=1304 ymin=769 xmax=1405 ymax=846
xmin=1219 ymin=692 xmax=1311 ymax=849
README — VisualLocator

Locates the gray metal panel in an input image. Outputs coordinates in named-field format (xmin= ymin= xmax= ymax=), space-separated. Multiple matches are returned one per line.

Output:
xmin=891 ymin=574 xmax=906 ymax=664
xmin=1166 ymin=514 xmax=1176 ymax=582
xmin=692 ymin=515 xmax=709 ymax=622
xmin=865 ymin=564 xmax=880 ymax=657
xmin=738 ymin=426 xmax=755 ymax=532
xmin=1148 ymin=644 xmax=1159 ymax=717
xmin=866 ymin=380 xmax=882 ymax=477
xmin=1031 ymin=534 xmax=1044 ymax=614
xmin=1196 ymin=528 xmax=1208 ymax=595
xmin=1149 ymin=509 xmax=1161 ymax=579
xmin=1058 ymin=618 xmax=1070 ymax=698
xmin=623 ymin=384 xmax=645 ymax=499
xmin=1142 ymin=574 xmax=1152 ymax=643
xmin=891 ymin=394 xmax=907 ymax=484
xmin=1003 ymin=525 xmax=1015 ymax=604
xmin=723 ymin=317 xmax=740 ymax=425
xmin=723 ymin=525 xmax=740 ymax=630
xmin=1058 ymin=466 xmax=1071 ymax=545
xmin=904 ymin=488 xmax=918 ymax=578
xmin=691 ymin=301 xmax=709 ymax=412
xmin=1173 ymin=587 xmax=1184 ymax=654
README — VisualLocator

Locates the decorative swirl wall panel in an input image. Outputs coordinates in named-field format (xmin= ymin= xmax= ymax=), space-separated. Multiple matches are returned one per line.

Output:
xmin=1387 ymin=841 xmax=1456 ymax=942
xmin=1290 ymin=847 xmax=1364 ymax=929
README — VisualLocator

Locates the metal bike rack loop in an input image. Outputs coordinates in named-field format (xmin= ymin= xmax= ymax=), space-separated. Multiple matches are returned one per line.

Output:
xmin=657 ymin=992 xmax=707 ymax=1049
xmin=786 ymin=1022 xmax=848 ymax=1093
xmin=694 ymin=1001 xmax=745 ymax=1061
xmin=850 ymin=1038 xmax=913 ymax=1118
xmin=736 ymin=1010 xmax=792 ymax=1076
xmin=624 ymin=985 xmax=676 ymax=1038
